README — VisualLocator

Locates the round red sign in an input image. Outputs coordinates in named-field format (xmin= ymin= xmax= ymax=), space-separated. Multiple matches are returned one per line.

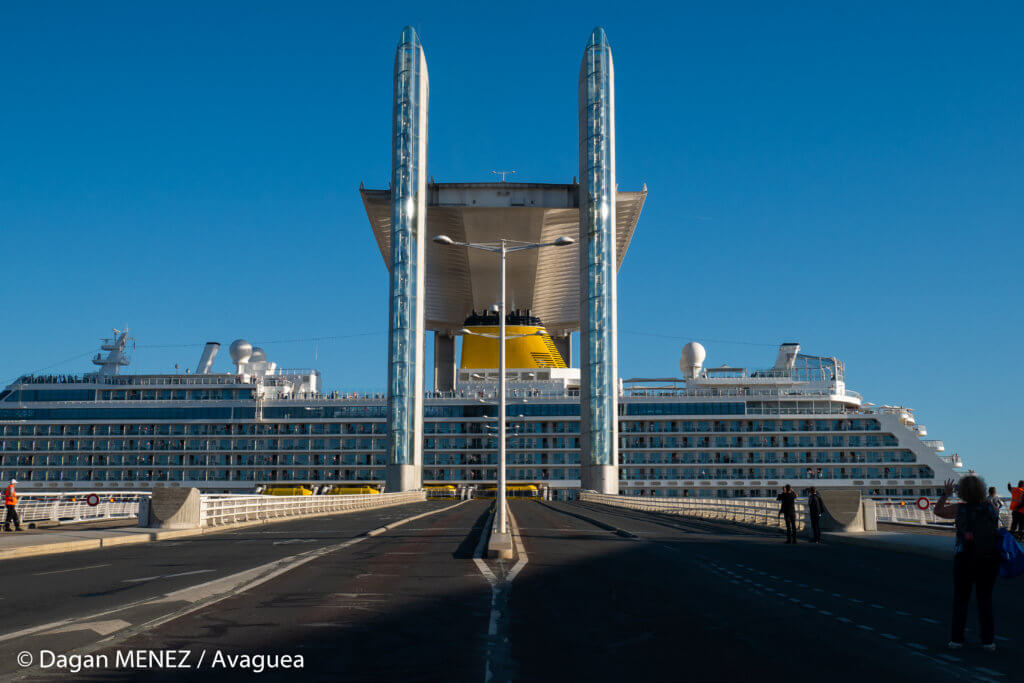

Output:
xmin=916 ymin=496 xmax=930 ymax=510
xmin=86 ymin=494 xmax=100 ymax=507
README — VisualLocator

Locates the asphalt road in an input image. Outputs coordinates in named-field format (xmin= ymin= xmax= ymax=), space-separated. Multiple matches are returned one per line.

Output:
xmin=507 ymin=501 xmax=1020 ymax=683
xmin=0 ymin=499 xmax=1019 ymax=682
xmin=0 ymin=501 xmax=460 ymax=678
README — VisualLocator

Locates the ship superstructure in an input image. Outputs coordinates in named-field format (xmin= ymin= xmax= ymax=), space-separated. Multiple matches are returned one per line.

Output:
xmin=0 ymin=333 xmax=962 ymax=500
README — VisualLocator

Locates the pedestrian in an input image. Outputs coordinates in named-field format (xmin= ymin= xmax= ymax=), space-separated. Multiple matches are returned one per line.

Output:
xmin=776 ymin=484 xmax=798 ymax=544
xmin=3 ymin=479 xmax=21 ymax=532
xmin=934 ymin=476 xmax=1000 ymax=651
xmin=1007 ymin=481 xmax=1024 ymax=539
xmin=807 ymin=486 xmax=825 ymax=543
xmin=987 ymin=487 xmax=1003 ymax=517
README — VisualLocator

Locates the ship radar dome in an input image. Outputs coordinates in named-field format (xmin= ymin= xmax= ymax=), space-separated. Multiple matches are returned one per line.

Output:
xmin=250 ymin=347 xmax=267 ymax=363
xmin=679 ymin=342 xmax=706 ymax=379
xmin=229 ymin=339 xmax=253 ymax=364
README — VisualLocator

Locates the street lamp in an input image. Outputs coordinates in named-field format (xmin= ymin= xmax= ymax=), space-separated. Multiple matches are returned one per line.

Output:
xmin=434 ymin=234 xmax=575 ymax=535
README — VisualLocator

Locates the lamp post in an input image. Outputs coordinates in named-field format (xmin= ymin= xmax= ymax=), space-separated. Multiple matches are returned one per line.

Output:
xmin=434 ymin=234 xmax=574 ymax=535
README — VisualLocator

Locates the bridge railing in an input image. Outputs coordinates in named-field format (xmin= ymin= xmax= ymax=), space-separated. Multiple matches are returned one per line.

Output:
xmin=199 ymin=491 xmax=427 ymax=528
xmin=11 ymin=492 xmax=150 ymax=525
xmin=872 ymin=498 xmax=1011 ymax=529
xmin=579 ymin=492 xmax=807 ymax=532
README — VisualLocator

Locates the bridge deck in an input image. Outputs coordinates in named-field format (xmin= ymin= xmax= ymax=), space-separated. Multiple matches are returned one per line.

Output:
xmin=0 ymin=500 xmax=1017 ymax=682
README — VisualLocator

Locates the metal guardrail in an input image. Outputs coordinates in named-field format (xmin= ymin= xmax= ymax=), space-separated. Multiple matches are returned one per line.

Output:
xmin=579 ymin=491 xmax=807 ymax=532
xmin=11 ymin=492 xmax=150 ymax=525
xmin=872 ymin=497 xmax=1011 ymax=529
xmin=198 ymin=490 xmax=427 ymax=528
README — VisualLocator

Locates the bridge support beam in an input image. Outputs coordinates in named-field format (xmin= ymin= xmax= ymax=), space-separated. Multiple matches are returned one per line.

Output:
xmin=433 ymin=331 xmax=457 ymax=392
xmin=552 ymin=334 xmax=571 ymax=368
xmin=578 ymin=27 xmax=619 ymax=495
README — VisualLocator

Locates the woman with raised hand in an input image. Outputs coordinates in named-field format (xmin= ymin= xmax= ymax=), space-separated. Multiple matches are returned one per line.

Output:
xmin=933 ymin=475 xmax=1000 ymax=651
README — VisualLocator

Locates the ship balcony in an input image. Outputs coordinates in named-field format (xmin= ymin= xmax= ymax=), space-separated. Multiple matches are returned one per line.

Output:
xmin=922 ymin=439 xmax=944 ymax=452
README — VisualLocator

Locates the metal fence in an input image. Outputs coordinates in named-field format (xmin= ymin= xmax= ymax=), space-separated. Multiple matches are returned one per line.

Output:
xmin=873 ymin=498 xmax=1011 ymax=529
xmin=579 ymin=491 xmax=807 ymax=532
xmin=199 ymin=490 xmax=427 ymax=528
xmin=10 ymin=492 xmax=150 ymax=525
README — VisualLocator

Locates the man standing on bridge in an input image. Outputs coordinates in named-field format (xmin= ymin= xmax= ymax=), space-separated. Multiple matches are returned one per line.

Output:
xmin=3 ymin=479 xmax=21 ymax=532
xmin=777 ymin=484 xmax=798 ymax=544
xmin=807 ymin=487 xmax=825 ymax=543
xmin=1007 ymin=481 xmax=1024 ymax=539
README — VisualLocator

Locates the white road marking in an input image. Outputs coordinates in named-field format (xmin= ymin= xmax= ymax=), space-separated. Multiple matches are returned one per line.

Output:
xmin=836 ymin=617 xmax=852 ymax=624
xmin=123 ymin=569 xmax=213 ymax=584
xmin=937 ymin=654 xmax=962 ymax=663
xmin=870 ymin=604 xmax=884 ymax=609
xmin=33 ymin=563 xmax=111 ymax=576
xmin=849 ymin=598 xmax=863 ymax=604
xmin=880 ymin=633 xmax=899 ymax=640
xmin=47 ymin=619 xmax=131 ymax=636
xmin=474 ymin=505 xmax=500 ymax=683
xmin=905 ymin=643 xmax=928 ymax=650
xmin=819 ymin=610 xmax=832 ymax=616
xmin=921 ymin=617 xmax=939 ymax=624
xmin=995 ymin=636 xmax=1010 ymax=642
xmin=0 ymin=620 xmax=73 ymax=643
xmin=896 ymin=611 xmax=910 ymax=616
xmin=506 ymin=507 xmax=529 ymax=583
xmin=857 ymin=625 xmax=874 ymax=631
xmin=832 ymin=592 xmax=842 ymax=598
xmin=975 ymin=667 xmax=1005 ymax=677
xmin=812 ymin=588 xmax=824 ymax=593
xmin=273 ymin=539 xmax=317 ymax=545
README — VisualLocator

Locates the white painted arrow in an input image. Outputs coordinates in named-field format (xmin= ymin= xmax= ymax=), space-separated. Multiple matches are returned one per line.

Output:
xmin=46 ymin=619 xmax=131 ymax=636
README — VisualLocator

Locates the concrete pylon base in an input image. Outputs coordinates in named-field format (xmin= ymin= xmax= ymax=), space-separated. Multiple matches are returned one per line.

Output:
xmin=385 ymin=464 xmax=422 ymax=493
xmin=582 ymin=465 xmax=619 ymax=495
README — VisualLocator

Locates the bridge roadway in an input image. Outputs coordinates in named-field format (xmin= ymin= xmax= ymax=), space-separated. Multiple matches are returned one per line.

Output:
xmin=0 ymin=500 xmax=1019 ymax=682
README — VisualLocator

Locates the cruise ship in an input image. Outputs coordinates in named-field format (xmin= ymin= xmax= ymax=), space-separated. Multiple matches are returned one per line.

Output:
xmin=0 ymin=329 xmax=964 ymax=500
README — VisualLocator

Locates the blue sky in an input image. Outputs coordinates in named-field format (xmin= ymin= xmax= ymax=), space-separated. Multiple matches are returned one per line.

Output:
xmin=1 ymin=3 xmax=1021 ymax=486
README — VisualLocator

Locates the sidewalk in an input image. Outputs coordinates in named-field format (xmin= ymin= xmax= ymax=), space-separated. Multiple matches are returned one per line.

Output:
xmin=0 ymin=523 xmax=207 ymax=560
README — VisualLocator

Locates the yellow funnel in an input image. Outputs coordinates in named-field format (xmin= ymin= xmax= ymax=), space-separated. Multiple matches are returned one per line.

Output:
xmin=461 ymin=324 xmax=567 ymax=369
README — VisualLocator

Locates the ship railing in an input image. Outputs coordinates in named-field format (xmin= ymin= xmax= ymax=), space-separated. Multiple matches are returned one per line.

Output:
xmin=198 ymin=490 xmax=426 ymax=528
xmin=578 ymin=491 xmax=807 ymax=532
xmin=12 ymin=491 xmax=150 ymax=525
xmin=620 ymin=387 xmax=858 ymax=399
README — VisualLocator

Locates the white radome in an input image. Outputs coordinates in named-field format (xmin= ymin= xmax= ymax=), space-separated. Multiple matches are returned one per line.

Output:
xmin=250 ymin=347 xmax=267 ymax=363
xmin=229 ymin=339 xmax=253 ymax=364
xmin=679 ymin=342 xmax=706 ymax=378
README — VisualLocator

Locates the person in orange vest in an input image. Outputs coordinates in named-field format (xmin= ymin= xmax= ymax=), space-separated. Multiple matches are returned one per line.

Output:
xmin=3 ymin=479 xmax=21 ymax=532
xmin=1008 ymin=480 xmax=1024 ymax=539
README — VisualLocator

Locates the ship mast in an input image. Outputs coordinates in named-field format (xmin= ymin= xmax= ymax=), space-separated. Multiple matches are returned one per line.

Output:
xmin=91 ymin=328 xmax=133 ymax=375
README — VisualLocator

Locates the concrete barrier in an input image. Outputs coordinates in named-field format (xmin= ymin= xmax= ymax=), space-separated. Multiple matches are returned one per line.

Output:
xmin=581 ymin=491 xmax=877 ymax=534
xmin=487 ymin=502 xmax=514 ymax=559
xmin=140 ymin=487 xmax=202 ymax=529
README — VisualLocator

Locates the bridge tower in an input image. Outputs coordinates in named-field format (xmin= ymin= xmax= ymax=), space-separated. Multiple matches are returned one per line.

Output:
xmin=578 ymin=27 xmax=619 ymax=494
xmin=385 ymin=26 xmax=428 ymax=492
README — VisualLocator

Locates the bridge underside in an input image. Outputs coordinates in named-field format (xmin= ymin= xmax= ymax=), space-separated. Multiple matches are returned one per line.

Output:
xmin=362 ymin=182 xmax=646 ymax=336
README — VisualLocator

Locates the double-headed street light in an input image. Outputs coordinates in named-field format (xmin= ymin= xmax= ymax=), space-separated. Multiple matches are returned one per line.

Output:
xmin=433 ymin=234 xmax=575 ymax=535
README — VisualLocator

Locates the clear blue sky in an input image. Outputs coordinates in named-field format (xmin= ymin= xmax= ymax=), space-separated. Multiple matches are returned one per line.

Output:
xmin=1 ymin=3 xmax=1021 ymax=486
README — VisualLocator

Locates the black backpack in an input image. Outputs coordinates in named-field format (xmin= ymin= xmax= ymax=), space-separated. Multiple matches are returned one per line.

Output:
xmin=956 ymin=504 xmax=998 ymax=556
